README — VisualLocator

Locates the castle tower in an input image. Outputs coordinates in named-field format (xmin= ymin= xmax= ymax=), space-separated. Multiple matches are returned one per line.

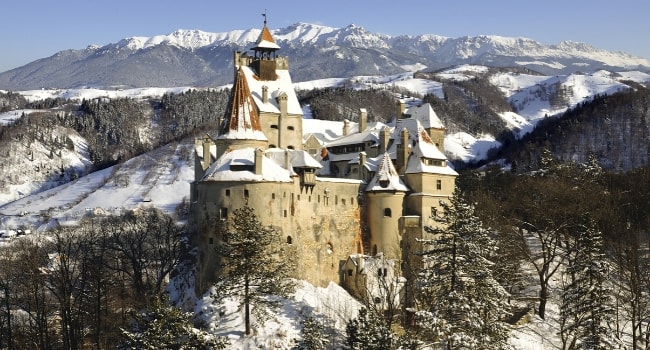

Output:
xmin=365 ymin=153 xmax=409 ymax=260
xmin=216 ymin=67 xmax=269 ymax=158
xmin=250 ymin=17 xmax=281 ymax=81
xmin=231 ymin=18 xmax=303 ymax=151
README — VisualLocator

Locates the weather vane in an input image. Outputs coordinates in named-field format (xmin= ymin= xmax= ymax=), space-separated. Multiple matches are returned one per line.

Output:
xmin=262 ymin=9 xmax=267 ymax=25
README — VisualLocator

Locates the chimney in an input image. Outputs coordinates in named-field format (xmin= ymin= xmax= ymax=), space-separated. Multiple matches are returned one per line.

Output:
xmin=278 ymin=92 xmax=288 ymax=148
xmin=359 ymin=108 xmax=367 ymax=132
xmin=285 ymin=149 xmax=292 ymax=171
xmin=396 ymin=101 xmax=406 ymax=120
xmin=379 ymin=126 xmax=390 ymax=154
xmin=397 ymin=128 xmax=409 ymax=174
xmin=254 ymin=148 xmax=264 ymax=175
xmin=202 ymin=135 xmax=212 ymax=170
xmin=359 ymin=152 xmax=366 ymax=180
xmin=262 ymin=85 xmax=269 ymax=104
xmin=343 ymin=119 xmax=350 ymax=136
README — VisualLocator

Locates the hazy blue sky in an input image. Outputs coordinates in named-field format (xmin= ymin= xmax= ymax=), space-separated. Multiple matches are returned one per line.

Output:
xmin=1 ymin=0 xmax=648 ymax=72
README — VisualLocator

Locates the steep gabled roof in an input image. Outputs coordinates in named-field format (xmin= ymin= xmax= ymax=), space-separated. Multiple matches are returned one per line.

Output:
xmin=366 ymin=152 xmax=409 ymax=192
xmin=412 ymin=125 xmax=446 ymax=160
xmin=406 ymin=127 xmax=458 ymax=176
xmin=238 ymin=65 xmax=303 ymax=115
xmin=405 ymin=103 xmax=444 ymax=129
xmin=219 ymin=67 xmax=267 ymax=140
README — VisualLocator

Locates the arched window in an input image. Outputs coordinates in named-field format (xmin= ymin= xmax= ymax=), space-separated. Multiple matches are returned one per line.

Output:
xmin=286 ymin=236 xmax=292 ymax=244
xmin=383 ymin=208 xmax=392 ymax=217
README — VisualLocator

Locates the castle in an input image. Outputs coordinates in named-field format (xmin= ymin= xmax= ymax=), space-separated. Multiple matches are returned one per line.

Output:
xmin=190 ymin=20 xmax=457 ymax=296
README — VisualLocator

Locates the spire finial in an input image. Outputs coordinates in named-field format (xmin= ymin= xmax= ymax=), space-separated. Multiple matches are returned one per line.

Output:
xmin=262 ymin=9 xmax=267 ymax=26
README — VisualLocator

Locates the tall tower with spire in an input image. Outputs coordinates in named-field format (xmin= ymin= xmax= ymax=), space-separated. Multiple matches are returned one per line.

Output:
xmin=231 ymin=17 xmax=303 ymax=151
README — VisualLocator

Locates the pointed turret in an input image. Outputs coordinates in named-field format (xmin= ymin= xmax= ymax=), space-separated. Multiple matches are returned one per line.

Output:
xmin=366 ymin=152 xmax=409 ymax=259
xmin=251 ymin=16 xmax=281 ymax=81
xmin=216 ymin=67 xmax=268 ymax=158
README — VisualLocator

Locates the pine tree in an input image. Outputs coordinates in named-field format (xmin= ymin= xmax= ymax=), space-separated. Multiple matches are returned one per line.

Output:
xmin=295 ymin=316 xmax=330 ymax=350
xmin=120 ymin=296 xmax=226 ymax=349
xmin=414 ymin=194 xmax=511 ymax=350
xmin=560 ymin=218 xmax=615 ymax=350
xmin=345 ymin=308 xmax=396 ymax=350
xmin=211 ymin=206 xmax=295 ymax=335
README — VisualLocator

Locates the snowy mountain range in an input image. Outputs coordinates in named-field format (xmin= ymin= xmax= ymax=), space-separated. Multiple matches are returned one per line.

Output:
xmin=1 ymin=22 xmax=649 ymax=90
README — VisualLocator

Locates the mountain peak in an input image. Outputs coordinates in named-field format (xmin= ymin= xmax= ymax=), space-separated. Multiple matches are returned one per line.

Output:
xmin=1 ymin=22 xmax=649 ymax=90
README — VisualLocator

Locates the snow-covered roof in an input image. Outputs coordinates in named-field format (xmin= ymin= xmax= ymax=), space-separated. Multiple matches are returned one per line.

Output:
xmin=404 ymin=103 xmax=444 ymax=129
xmin=201 ymin=148 xmax=293 ymax=183
xmin=365 ymin=153 xmax=409 ymax=192
xmin=238 ymin=65 xmax=302 ymax=115
xmin=265 ymin=148 xmax=322 ymax=169
xmin=405 ymin=155 xmax=459 ymax=176
xmin=386 ymin=118 xmax=442 ymax=158
xmin=252 ymin=23 xmax=280 ymax=50
xmin=412 ymin=126 xmax=446 ymax=160
xmin=325 ymin=127 xmax=380 ymax=148
xmin=219 ymin=68 xmax=267 ymax=141
xmin=346 ymin=253 xmax=397 ymax=274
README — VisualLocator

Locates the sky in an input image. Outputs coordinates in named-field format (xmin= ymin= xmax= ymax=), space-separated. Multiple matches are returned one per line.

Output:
xmin=0 ymin=0 xmax=648 ymax=73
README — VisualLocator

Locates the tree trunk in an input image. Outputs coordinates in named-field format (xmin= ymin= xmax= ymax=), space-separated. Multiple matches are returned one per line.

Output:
xmin=538 ymin=284 xmax=548 ymax=319
xmin=245 ymin=276 xmax=250 ymax=335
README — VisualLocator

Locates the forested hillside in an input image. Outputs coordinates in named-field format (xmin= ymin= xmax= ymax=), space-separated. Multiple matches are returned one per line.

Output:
xmin=502 ymin=87 xmax=650 ymax=171
xmin=0 ymin=89 xmax=229 ymax=203
xmin=463 ymin=155 xmax=650 ymax=348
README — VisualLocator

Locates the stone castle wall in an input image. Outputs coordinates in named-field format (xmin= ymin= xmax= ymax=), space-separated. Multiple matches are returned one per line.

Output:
xmin=194 ymin=176 xmax=365 ymax=291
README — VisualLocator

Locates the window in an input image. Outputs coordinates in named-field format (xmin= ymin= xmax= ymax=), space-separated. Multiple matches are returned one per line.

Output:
xmin=284 ymin=210 xmax=287 ymax=217
xmin=436 ymin=179 xmax=442 ymax=190
xmin=287 ymin=125 xmax=295 ymax=130
xmin=374 ymin=297 xmax=382 ymax=304
xmin=431 ymin=206 xmax=437 ymax=218
xmin=225 ymin=189 xmax=230 ymax=196
xmin=244 ymin=189 xmax=249 ymax=198
xmin=286 ymin=236 xmax=292 ymax=244
xmin=348 ymin=269 xmax=353 ymax=276
xmin=209 ymin=237 xmax=214 ymax=244
xmin=272 ymin=193 xmax=276 ymax=199
xmin=219 ymin=207 xmax=228 ymax=220
xmin=271 ymin=124 xmax=278 ymax=129
xmin=384 ymin=208 xmax=392 ymax=217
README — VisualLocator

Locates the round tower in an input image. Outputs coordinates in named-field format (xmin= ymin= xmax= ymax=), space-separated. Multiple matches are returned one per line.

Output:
xmin=365 ymin=153 xmax=409 ymax=260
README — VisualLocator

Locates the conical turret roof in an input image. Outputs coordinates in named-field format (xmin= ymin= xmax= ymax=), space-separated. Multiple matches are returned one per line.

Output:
xmin=252 ymin=20 xmax=280 ymax=51
xmin=366 ymin=152 xmax=409 ymax=192
xmin=219 ymin=67 xmax=267 ymax=140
